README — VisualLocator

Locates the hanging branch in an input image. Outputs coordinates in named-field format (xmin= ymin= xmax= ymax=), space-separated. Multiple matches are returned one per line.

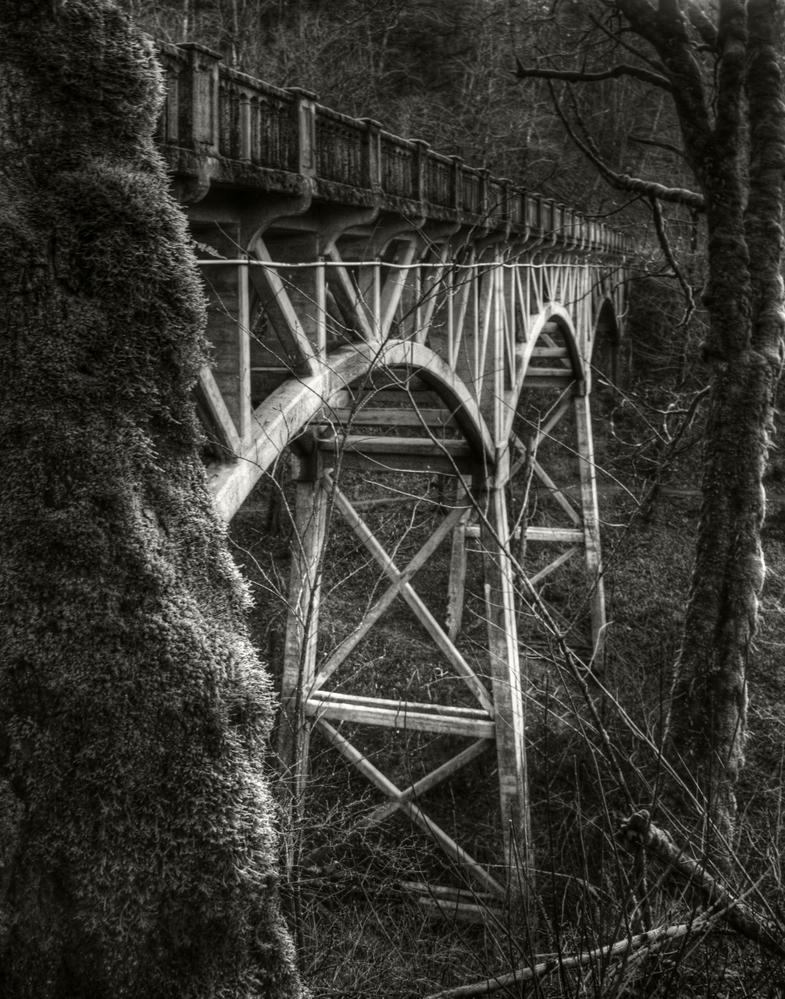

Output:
xmin=649 ymin=194 xmax=696 ymax=326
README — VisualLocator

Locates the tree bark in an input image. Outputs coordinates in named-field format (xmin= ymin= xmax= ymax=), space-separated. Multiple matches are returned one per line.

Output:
xmin=518 ymin=0 xmax=785 ymax=851
xmin=666 ymin=0 xmax=785 ymax=849
xmin=0 ymin=3 xmax=305 ymax=996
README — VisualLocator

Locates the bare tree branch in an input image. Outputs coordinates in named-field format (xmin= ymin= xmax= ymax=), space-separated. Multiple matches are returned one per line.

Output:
xmin=588 ymin=10 xmax=669 ymax=74
xmin=649 ymin=194 xmax=695 ymax=325
xmin=628 ymin=132 xmax=689 ymax=162
xmin=617 ymin=0 xmax=713 ymax=185
xmin=548 ymin=83 xmax=706 ymax=210
xmin=515 ymin=56 xmax=672 ymax=91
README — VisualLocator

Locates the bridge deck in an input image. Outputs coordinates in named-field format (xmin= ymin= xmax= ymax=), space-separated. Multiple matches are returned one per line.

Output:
xmin=155 ymin=40 xmax=625 ymax=257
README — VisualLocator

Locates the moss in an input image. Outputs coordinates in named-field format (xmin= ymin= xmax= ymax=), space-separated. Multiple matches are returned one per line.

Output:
xmin=0 ymin=3 xmax=304 ymax=996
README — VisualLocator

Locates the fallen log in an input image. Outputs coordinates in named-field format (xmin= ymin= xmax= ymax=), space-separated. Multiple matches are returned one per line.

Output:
xmin=424 ymin=911 xmax=714 ymax=998
xmin=618 ymin=810 xmax=785 ymax=959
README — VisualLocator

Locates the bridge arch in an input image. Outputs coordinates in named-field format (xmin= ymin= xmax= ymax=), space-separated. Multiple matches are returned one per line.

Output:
xmin=592 ymin=295 xmax=622 ymax=386
xmin=513 ymin=300 xmax=585 ymax=405
xmin=208 ymin=340 xmax=494 ymax=523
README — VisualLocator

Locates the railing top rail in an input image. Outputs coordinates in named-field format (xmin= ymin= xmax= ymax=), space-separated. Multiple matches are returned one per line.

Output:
xmin=315 ymin=103 xmax=367 ymax=128
xmin=222 ymin=65 xmax=295 ymax=103
xmin=154 ymin=40 xmax=629 ymax=257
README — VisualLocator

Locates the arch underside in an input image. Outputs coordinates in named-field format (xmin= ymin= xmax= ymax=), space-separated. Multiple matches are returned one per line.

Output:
xmin=206 ymin=340 xmax=495 ymax=523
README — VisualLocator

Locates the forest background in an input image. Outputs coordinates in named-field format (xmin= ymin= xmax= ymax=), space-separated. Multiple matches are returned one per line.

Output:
xmin=4 ymin=1 xmax=785 ymax=997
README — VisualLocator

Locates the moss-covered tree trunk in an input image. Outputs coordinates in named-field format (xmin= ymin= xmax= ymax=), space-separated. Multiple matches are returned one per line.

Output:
xmin=616 ymin=0 xmax=785 ymax=850
xmin=0 ymin=2 xmax=305 ymax=996
xmin=662 ymin=0 xmax=785 ymax=851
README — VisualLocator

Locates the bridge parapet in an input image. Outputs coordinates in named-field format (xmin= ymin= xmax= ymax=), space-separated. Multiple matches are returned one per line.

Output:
xmin=154 ymin=40 xmax=626 ymax=257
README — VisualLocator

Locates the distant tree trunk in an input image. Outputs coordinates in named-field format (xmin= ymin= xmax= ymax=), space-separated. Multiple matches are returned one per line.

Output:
xmin=0 ymin=3 xmax=305 ymax=997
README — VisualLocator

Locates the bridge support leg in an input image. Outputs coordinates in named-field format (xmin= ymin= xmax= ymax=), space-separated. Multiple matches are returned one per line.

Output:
xmin=574 ymin=388 xmax=606 ymax=659
xmin=480 ymin=479 xmax=534 ymax=899
xmin=278 ymin=467 xmax=328 ymax=832
xmin=445 ymin=479 xmax=470 ymax=641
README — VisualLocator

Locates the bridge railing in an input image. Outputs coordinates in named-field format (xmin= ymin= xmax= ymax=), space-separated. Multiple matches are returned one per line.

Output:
xmin=154 ymin=40 xmax=626 ymax=256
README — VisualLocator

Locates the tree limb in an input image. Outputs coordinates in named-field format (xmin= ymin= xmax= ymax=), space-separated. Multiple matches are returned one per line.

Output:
xmin=548 ymin=83 xmax=706 ymax=211
xmin=515 ymin=56 xmax=672 ymax=91
xmin=649 ymin=195 xmax=695 ymax=325
xmin=618 ymin=0 xmax=714 ymax=182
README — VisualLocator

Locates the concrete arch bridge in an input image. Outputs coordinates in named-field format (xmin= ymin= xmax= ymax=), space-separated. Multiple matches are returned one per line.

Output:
xmin=155 ymin=42 xmax=629 ymax=912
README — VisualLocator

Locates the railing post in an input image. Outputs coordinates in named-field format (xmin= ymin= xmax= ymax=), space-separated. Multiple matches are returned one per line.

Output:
xmin=362 ymin=118 xmax=383 ymax=193
xmin=574 ymin=212 xmax=586 ymax=252
xmin=239 ymin=91 xmax=252 ymax=162
xmin=478 ymin=167 xmax=491 ymax=217
xmin=532 ymin=193 xmax=543 ymax=231
xmin=554 ymin=203 xmax=565 ymax=243
xmin=287 ymin=87 xmax=318 ymax=178
xmin=178 ymin=42 xmax=221 ymax=154
xmin=413 ymin=139 xmax=431 ymax=204
xmin=450 ymin=155 xmax=464 ymax=211
xmin=562 ymin=206 xmax=576 ymax=250
xmin=498 ymin=178 xmax=512 ymax=225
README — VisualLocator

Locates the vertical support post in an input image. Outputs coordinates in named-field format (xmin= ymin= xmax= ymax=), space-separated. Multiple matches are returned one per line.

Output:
xmin=238 ymin=259 xmax=251 ymax=443
xmin=445 ymin=478 xmax=470 ymax=641
xmin=479 ymin=468 xmax=533 ymax=896
xmin=414 ymin=264 xmax=422 ymax=341
xmin=574 ymin=385 xmax=606 ymax=658
xmin=478 ymin=251 xmax=505 ymax=448
xmin=278 ymin=460 xmax=329 ymax=821
xmin=316 ymin=257 xmax=327 ymax=358
xmin=373 ymin=258 xmax=381 ymax=340
xmin=446 ymin=267 xmax=455 ymax=367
